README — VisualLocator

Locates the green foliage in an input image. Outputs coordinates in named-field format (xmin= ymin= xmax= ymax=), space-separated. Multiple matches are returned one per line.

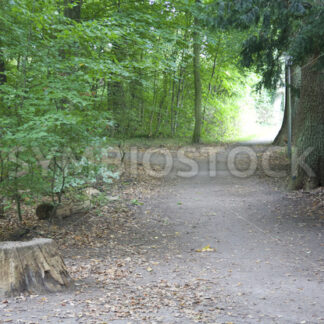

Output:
xmin=205 ymin=0 xmax=324 ymax=89
xmin=0 ymin=0 xmax=118 ymax=220
xmin=0 ymin=0 xmax=272 ymax=220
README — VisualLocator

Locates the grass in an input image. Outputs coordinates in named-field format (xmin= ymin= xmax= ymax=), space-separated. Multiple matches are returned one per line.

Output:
xmin=109 ymin=124 xmax=279 ymax=148
xmin=114 ymin=137 xmax=192 ymax=148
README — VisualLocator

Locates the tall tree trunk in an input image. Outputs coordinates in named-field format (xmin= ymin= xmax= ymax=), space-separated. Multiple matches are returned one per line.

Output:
xmin=107 ymin=42 xmax=127 ymax=135
xmin=0 ymin=152 xmax=5 ymax=219
xmin=59 ymin=0 xmax=82 ymax=110
xmin=192 ymin=0 xmax=202 ymax=144
xmin=0 ymin=51 xmax=6 ymax=85
xmin=291 ymin=66 xmax=302 ymax=144
xmin=173 ymin=74 xmax=182 ymax=137
xmin=0 ymin=50 xmax=5 ymax=218
xmin=173 ymin=70 xmax=186 ymax=136
xmin=289 ymin=57 xmax=324 ymax=190
xmin=273 ymin=66 xmax=289 ymax=145
xmin=149 ymin=72 xmax=158 ymax=137
xmin=107 ymin=79 xmax=126 ymax=131
xmin=173 ymin=53 xmax=186 ymax=137
xmin=170 ymin=75 xmax=176 ymax=136
xmin=273 ymin=65 xmax=301 ymax=145
xmin=64 ymin=0 xmax=82 ymax=21
xmin=155 ymin=73 xmax=168 ymax=136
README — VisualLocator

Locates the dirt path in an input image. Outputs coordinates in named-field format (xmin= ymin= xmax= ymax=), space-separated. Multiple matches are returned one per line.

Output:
xmin=1 ymin=145 xmax=323 ymax=323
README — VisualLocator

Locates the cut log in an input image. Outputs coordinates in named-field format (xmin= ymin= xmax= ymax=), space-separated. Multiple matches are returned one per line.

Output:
xmin=0 ymin=238 xmax=72 ymax=297
xmin=36 ymin=203 xmax=55 ymax=220
xmin=36 ymin=202 xmax=91 ymax=221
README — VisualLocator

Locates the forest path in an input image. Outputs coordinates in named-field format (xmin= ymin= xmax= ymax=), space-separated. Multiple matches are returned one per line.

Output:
xmin=128 ymin=146 xmax=324 ymax=323
xmin=1 ymin=145 xmax=323 ymax=324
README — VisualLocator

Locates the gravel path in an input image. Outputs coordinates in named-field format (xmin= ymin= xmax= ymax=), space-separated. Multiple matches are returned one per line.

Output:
xmin=1 ymin=145 xmax=323 ymax=323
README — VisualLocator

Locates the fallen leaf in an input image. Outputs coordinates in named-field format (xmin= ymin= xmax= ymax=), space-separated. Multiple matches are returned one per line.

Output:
xmin=196 ymin=245 xmax=216 ymax=252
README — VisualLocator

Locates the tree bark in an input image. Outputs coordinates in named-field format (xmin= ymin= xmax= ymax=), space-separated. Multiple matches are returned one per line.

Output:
xmin=0 ymin=50 xmax=6 ymax=85
xmin=273 ymin=65 xmax=301 ymax=146
xmin=64 ymin=0 xmax=82 ymax=21
xmin=0 ymin=50 xmax=6 ymax=217
xmin=273 ymin=65 xmax=289 ymax=145
xmin=192 ymin=0 xmax=202 ymax=144
xmin=0 ymin=238 xmax=72 ymax=297
xmin=170 ymin=75 xmax=176 ymax=136
xmin=289 ymin=57 xmax=324 ymax=190
xmin=155 ymin=72 xmax=168 ymax=136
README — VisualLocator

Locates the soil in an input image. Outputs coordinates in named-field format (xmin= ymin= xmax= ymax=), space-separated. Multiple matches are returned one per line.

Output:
xmin=0 ymin=144 xmax=323 ymax=324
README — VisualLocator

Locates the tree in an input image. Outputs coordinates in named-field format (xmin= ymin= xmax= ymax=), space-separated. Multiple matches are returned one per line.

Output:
xmin=206 ymin=0 xmax=324 ymax=189
xmin=291 ymin=57 xmax=324 ymax=189
xmin=0 ymin=0 xmax=116 ymax=220
xmin=0 ymin=0 xmax=263 ymax=221
xmin=0 ymin=52 xmax=5 ymax=85
xmin=64 ymin=0 xmax=82 ymax=21
xmin=192 ymin=0 xmax=202 ymax=143
xmin=273 ymin=65 xmax=301 ymax=146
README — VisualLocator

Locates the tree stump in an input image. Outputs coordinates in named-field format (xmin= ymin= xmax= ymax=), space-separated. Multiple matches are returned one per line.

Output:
xmin=0 ymin=238 xmax=72 ymax=297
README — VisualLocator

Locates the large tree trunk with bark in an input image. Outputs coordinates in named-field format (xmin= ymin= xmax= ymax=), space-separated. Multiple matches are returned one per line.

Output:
xmin=273 ymin=65 xmax=301 ymax=146
xmin=0 ymin=238 xmax=72 ymax=297
xmin=289 ymin=57 xmax=324 ymax=190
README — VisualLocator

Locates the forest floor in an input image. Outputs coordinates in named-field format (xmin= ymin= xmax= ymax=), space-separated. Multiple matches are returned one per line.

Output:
xmin=0 ymin=144 xmax=323 ymax=324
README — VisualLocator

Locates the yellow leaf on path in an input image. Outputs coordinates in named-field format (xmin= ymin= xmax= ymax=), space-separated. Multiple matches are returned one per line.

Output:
xmin=195 ymin=244 xmax=216 ymax=252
